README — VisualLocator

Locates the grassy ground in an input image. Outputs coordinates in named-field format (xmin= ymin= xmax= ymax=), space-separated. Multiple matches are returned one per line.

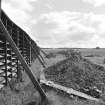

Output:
xmin=0 ymin=82 xmax=40 ymax=105
xmin=44 ymin=48 xmax=105 ymax=104
xmin=43 ymin=48 xmax=105 ymax=67
xmin=0 ymin=48 xmax=105 ymax=105
xmin=46 ymin=90 xmax=104 ymax=105
xmin=44 ymin=50 xmax=105 ymax=91
xmin=78 ymin=48 xmax=105 ymax=67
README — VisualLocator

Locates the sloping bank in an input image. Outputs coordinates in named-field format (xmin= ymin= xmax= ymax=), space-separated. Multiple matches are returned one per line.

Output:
xmin=44 ymin=50 xmax=105 ymax=94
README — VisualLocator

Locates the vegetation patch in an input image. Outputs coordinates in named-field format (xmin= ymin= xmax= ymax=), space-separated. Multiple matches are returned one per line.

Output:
xmin=44 ymin=50 xmax=105 ymax=98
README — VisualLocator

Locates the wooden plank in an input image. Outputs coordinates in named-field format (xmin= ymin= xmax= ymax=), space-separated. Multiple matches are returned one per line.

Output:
xmin=40 ymin=80 xmax=99 ymax=102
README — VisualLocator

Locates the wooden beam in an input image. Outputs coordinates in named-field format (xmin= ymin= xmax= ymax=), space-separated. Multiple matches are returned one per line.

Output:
xmin=24 ymin=35 xmax=46 ymax=68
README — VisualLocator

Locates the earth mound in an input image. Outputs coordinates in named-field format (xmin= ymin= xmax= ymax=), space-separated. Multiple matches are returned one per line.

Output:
xmin=44 ymin=50 xmax=105 ymax=92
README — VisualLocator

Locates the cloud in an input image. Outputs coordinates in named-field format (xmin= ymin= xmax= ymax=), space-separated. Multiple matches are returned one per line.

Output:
xmin=83 ymin=0 xmax=105 ymax=7
xmin=2 ymin=0 xmax=105 ymax=48
xmin=3 ymin=0 xmax=36 ymax=11
xmin=34 ymin=11 xmax=105 ymax=48
xmin=2 ymin=0 xmax=37 ymax=35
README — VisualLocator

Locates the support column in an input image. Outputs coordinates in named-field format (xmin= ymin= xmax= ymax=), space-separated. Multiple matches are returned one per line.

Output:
xmin=4 ymin=38 xmax=7 ymax=86
xmin=16 ymin=28 xmax=19 ymax=81
xmin=4 ymin=19 xmax=7 ymax=86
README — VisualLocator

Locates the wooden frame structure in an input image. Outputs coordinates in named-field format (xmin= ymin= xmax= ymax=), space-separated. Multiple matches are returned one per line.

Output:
xmin=0 ymin=1 xmax=48 ymax=104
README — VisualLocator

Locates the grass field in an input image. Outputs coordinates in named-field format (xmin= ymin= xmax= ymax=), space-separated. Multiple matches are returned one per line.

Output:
xmin=43 ymin=48 xmax=105 ymax=105
xmin=0 ymin=48 xmax=105 ymax=105
xmin=78 ymin=48 xmax=105 ymax=67
xmin=43 ymin=48 xmax=105 ymax=67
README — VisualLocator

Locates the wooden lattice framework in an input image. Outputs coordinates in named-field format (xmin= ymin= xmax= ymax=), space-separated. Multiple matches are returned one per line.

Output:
xmin=0 ymin=1 xmax=48 ymax=104
xmin=0 ymin=10 xmax=38 ymax=86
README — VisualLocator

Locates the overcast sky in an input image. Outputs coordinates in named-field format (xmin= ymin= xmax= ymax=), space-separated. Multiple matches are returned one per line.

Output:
xmin=2 ymin=0 xmax=105 ymax=48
